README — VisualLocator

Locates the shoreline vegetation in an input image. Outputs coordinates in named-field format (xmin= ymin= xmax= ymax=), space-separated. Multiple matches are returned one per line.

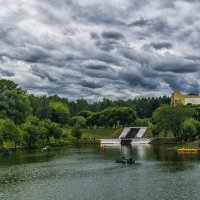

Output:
xmin=1 ymin=128 xmax=199 ymax=152
xmin=0 ymin=128 xmax=121 ymax=151
xmin=0 ymin=79 xmax=200 ymax=152
xmin=1 ymin=126 xmax=200 ymax=152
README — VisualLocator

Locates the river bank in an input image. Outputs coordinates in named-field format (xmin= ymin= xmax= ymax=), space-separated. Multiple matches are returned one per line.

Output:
xmin=150 ymin=138 xmax=182 ymax=145
xmin=0 ymin=128 xmax=122 ymax=151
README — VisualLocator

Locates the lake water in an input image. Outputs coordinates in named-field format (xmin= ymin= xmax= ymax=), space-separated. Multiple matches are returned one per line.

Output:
xmin=1 ymin=144 xmax=200 ymax=200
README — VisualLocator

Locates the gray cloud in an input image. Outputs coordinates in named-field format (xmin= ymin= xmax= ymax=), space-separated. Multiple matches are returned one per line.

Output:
xmin=101 ymin=31 xmax=124 ymax=40
xmin=30 ymin=65 xmax=57 ymax=82
xmin=80 ymin=79 xmax=103 ymax=89
xmin=154 ymin=57 xmax=199 ymax=73
xmin=121 ymin=71 xmax=159 ymax=90
xmin=150 ymin=42 xmax=173 ymax=50
xmin=0 ymin=68 xmax=14 ymax=77
xmin=0 ymin=0 xmax=200 ymax=101
xmin=129 ymin=18 xmax=149 ymax=26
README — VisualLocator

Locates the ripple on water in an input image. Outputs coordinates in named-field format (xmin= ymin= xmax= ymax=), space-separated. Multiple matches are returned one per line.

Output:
xmin=1 ymin=146 xmax=200 ymax=200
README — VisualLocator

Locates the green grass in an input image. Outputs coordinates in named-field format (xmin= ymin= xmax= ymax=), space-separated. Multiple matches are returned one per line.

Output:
xmin=142 ymin=128 xmax=152 ymax=138
xmin=0 ymin=128 xmax=123 ymax=150
xmin=175 ymin=140 xmax=200 ymax=149
xmin=151 ymin=138 xmax=181 ymax=145
xmin=1 ymin=141 xmax=15 ymax=148
xmin=143 ymin=128 xmax=175 ymax=138
xmin=62 ymin=128 xmax=123 ymax=140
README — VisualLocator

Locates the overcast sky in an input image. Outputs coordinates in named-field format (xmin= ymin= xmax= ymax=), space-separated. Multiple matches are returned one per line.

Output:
xmin=0 ymin=0 xmax=200 ymax=101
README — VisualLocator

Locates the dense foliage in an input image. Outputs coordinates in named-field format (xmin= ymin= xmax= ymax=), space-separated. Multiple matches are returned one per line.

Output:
xmin=152 ymin=104 xmax=200 ymax=141
xmin=1 ymin=78 xmax=200 ymax=147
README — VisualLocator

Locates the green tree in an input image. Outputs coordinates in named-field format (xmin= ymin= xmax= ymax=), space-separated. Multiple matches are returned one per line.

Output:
xmin=101 ymin=107 xmax=137 ymax=128
xmin=86 ymin=113 xmax=101 ymax=128
xmin=26 ymin=115 xmax=40 ymax=126
xmin=50 ymin=101 xmax=70 ymax=125
xmin=152 ymin=105 xmax=195 ymax=138
xmin=21 ymin=122 xmax=39 ymax=147
xmin=181 ymin=118 xmax=200 ymax=141
xmin=51 ymin=122 xmax=62 ymax=141
xmin=69 ymin=116 xmax=86 ymax=128
xmin=40 ymin=119 xmax=62 ymax=142
xmin=0 ymin=79 xmax=25 ymax=94
xmin=78 ymin=110 xmax=94 ymax=119
xmin=0 ymin=119 xmax=21 ymax=148
xmin=117 ymin=107 xmax=137 ymax=127
xmin=150 ymin=124 xmax=160 ymax=138
xmin=29 ymin=95 xmax=52 ymax=120
xmin=133 ymin=118 xmax=150 ymax=126
xmin=0 ymin=90 xmax=31 ymax=124
xmin=71 ymin=126 xmax=82 ymax=142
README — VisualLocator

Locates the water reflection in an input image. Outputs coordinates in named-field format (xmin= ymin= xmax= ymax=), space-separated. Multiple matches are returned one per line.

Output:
xmin=1 ymin=144 xmax=200 ymax=200
xmin=101 ymin=144 xmax=200 ymax=172
xmin=1 ymin=144 xmax=200 ymax=167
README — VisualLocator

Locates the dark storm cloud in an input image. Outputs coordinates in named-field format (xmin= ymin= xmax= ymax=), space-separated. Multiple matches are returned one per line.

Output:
xmin=30 ymin=65 xmax=57 ymax=82
xmin=80 ymin=80 xmax=103 ymax=89
xmin=163 ymin=75 xmax=200 ymax=94
xmin=149 ymin=19 xmax=174 ymax=34
xmin=85 ymin=64 xmax=109 ymax=70
xmin=90 ymin=32 xmax=99 ymax=40
xmin=129 ymin=18 xmax=149 ymax=26
xmin=91 ymin=31 xmax=125 ymax=52
xmin=150 ymin=42 xmax=173 ymax=50
xmin=82 ymin=61 xmax=117 ymax=80
xmin=118 ymin=48 xmax=141 ymax=62
xmin=22 ymin=46 xmax=51 ymax=63
xmin=101 ymin=31 xmax=124 ymax=40
xmin=154 ymin=58 xmax=199 ymax=73
xmin=92 ymin=53 xmax=122 ymax=66
xmin=121 ymin=71 xmax=158 ymax=90
xmin=97 ymin=40 xmax=121 ymax=51
xmin=182 ymin=0 xmax=199 ymax=3
xmin=0 ymin=0 xmax=200 ymax=100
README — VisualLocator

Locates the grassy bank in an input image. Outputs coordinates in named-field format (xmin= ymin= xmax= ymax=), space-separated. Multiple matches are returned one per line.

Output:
xmin=62 ymin=127 xmax=122 ymax=140
xmin=175 ymin=140 xmax=200 ymax=149
xmin=150 ymin=138 xmax=182 ymax=145
xmin=0 ymin=128 xmax=122 ymax=150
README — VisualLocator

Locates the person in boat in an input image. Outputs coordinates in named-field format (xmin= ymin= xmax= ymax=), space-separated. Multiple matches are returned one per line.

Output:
xmin=121 ymin=155 xmax=125 ymax=160
xmin=128 ymin=158 xmax=134 ymax=163
xmin=121 ymin=155 xmax=127 ymax=163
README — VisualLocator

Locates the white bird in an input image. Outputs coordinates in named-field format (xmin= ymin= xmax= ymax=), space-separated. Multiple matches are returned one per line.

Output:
xmin=42 ymin=146 xmax=50 ymax=152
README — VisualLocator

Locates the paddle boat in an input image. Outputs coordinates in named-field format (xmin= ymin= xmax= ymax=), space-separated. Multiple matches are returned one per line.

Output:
xmin=115 ymin=158 xmax=135 ymax=165
xmin=177 ymin=148 xmax=198 ymax=153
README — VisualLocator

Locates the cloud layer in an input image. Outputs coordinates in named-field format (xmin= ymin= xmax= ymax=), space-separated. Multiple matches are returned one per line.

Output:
xmin=0 ymin=0 xmax=200 ymax=101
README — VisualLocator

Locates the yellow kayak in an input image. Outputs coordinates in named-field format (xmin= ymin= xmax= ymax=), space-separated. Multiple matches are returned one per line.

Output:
xmin=177 ymin=148 xmax=198 ymax=153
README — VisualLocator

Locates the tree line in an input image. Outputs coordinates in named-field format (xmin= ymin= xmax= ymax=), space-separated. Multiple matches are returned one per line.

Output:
xmin=1 ymin=78 xmax=187 ymax=148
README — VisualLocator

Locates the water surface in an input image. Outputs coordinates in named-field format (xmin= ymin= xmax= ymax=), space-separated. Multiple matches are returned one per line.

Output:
xmin=0 ymin=144 xmax=200 ymax=200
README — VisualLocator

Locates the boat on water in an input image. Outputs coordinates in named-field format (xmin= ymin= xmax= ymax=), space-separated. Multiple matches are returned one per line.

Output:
xmin=115 ymin=158 xmax=135 ymax=165
xmin=177 ymin=148 xmax=198 ymax=153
